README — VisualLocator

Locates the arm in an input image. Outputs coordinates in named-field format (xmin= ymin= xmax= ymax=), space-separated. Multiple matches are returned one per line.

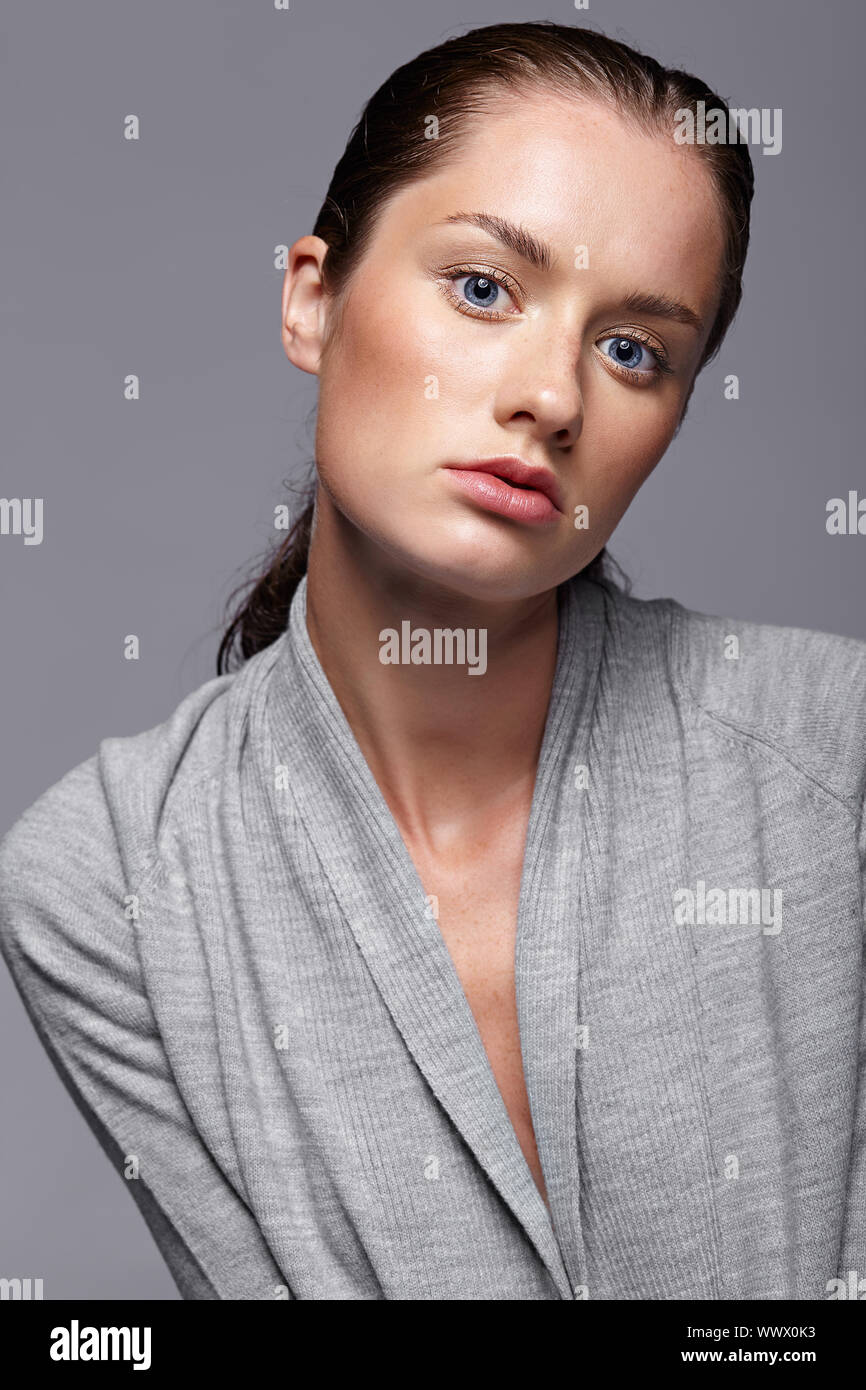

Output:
xmin=0 ymin=754 xmax=289 ymax=1301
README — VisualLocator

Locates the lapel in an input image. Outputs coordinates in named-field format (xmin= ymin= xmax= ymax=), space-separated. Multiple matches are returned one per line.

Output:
xmin=265 ymin=570 xmax=609 ymax=1298
xmin=512 ymin=575 xmax=607 ymax=1295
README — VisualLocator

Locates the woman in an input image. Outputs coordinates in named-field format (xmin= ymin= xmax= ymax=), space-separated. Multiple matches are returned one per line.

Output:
xmin=1 ymin=21 xmax=864 ymax=1301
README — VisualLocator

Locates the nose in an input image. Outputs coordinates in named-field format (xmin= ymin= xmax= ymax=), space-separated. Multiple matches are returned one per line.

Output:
xmin=493 ymin=331 xmax=585 ymax=449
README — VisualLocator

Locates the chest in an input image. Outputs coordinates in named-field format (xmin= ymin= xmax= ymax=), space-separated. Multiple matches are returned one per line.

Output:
xmin=410 ymin=849 xmax=550 ymax=1209
xmin=148 ymin=726 xmax=866 ymax=1297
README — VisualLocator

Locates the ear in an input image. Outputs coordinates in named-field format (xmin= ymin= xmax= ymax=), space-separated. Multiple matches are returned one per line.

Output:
xmin=281 ymin=235 xmax=331 ymax=375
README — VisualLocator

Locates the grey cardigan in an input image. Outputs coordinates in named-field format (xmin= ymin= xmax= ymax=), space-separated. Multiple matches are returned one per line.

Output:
xmin=1 ymin=570 xmax=865 ymax=1301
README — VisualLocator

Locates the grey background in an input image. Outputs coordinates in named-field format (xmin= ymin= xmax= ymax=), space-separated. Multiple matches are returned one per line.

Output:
xmin=0 ymin=0 xmax=862 ymax=1299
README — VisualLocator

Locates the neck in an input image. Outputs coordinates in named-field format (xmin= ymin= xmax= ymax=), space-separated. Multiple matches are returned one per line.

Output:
xmin=303 ymin=490 xmax=561 ymax=853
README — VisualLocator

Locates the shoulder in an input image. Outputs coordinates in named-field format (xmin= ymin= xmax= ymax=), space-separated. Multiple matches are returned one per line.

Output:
xmin=0 ymin=643 xmax=279 ymax=932
xmin=611 ymin=584 xmax=866 ymax=814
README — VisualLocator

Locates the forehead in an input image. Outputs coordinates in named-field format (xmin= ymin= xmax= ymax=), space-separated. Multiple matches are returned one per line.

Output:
xmin=379 ymin=90 xmax=725 ymax=319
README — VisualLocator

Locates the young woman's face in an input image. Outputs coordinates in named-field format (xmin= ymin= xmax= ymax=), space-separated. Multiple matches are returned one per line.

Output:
xmin=291 ymin=91 xmax=726 ymax=600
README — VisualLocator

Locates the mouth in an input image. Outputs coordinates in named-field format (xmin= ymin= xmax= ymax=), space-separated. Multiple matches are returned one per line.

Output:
xmin=440 ymin=457 xmax=564 ymax=527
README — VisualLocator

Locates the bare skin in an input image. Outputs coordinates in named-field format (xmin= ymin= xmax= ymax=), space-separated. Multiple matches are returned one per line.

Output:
xmin=281 ymin=90 xmax=725 ymax=1208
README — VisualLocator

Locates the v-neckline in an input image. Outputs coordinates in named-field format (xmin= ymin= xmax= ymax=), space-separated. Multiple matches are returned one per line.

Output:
xmin=264 ymin=569 xmax=610 ymax=1298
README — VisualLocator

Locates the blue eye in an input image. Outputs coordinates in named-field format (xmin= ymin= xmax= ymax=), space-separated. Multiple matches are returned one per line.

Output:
xmin=598 ymin=335 xmax=659 ymax=374
xmin=451 ymin=272 xmax=517 ymax=313
xmin=460 ymin=274 xmax=499 ymax=308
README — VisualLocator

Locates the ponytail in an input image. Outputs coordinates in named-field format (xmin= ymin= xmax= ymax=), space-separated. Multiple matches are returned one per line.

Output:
xmin=216 ymin=489 xmax=314 ymax=675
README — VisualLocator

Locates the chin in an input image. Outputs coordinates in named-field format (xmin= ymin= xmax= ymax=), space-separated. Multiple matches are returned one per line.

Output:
xmin=383 ymin=528 xmax=572 ymax=604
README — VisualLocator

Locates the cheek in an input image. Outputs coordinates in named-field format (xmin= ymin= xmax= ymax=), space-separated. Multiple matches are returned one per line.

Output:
xmin=580 ymin=385 xmax=682 ymax=519
xmin=320 ymin=276 xmax=499 ymax=444
xmin=322 ymin=280 xmax=454 ymax=421
xmin=619 ymin=406 xmax=677 ymax=478
xmin=314 ymin=282 xmax=454 ymax=516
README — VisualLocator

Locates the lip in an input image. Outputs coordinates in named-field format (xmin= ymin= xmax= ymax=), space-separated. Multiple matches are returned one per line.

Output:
xmin=441 ymin=456 xmax=565 ymax=526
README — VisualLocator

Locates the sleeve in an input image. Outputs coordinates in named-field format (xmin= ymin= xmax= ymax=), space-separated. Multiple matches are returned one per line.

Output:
xmin=0 ymin=753 xmax=290 ymax=1301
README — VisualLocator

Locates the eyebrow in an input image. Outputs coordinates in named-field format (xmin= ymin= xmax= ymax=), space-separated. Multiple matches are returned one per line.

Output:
xmin=619 ymin=290 xmax=704 ymax=334
xmin=437 ymin=210 xmax=553 ymax=273
xmin=436 ymin=210 xmax=704 ymax=333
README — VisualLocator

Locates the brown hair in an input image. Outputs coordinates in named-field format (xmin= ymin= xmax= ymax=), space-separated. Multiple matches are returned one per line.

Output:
xmin=217 ymin=20 xmax=754 ymax=674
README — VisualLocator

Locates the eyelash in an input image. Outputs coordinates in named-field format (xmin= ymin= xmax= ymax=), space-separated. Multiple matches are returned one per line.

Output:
xmin=436 ymin=264 xmax=675 ymax=385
